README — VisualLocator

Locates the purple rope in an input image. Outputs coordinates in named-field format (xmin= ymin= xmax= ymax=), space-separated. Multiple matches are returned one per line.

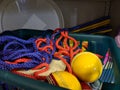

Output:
xmin=0 ymin=51 xmax=52 ymax=70
xmin=2 ymin=49 xmax=32 ymax=61
xmin=0 ymin=35 xmax=54 ymax=71
xmin=0 ymin=36 xmax=34 ymax=44
xmin=3 ymin=41 xmax=27 ymax=51
xmin=0 ymin=35 xmax=37 ymax=51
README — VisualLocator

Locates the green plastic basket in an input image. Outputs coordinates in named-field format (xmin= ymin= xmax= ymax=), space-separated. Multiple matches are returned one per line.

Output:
xmin=0 ymin=29 xmax=120 ymax=90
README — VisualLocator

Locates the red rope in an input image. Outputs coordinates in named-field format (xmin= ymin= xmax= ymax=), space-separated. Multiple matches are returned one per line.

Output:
xmin=32 ymin=63 xmax=49 ymax=80
xmin=5 ymin=58 xmax=30 ymax=64
xmin=12 ymin=70 xmax=37 ymax=80
xmin=11 ymin=63 xmax=49 ymax=80
xmin=54 ymin=31 xmax=81 ymax=73
xmin=35 ymin=38 xmax=53 ymax=54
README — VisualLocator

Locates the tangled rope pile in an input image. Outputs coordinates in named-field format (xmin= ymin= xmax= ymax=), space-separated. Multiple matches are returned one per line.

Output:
xmin=0 ymin=29 xmax=82 ymax=80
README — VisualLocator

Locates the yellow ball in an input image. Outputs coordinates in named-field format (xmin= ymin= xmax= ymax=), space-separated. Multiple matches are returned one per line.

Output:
xmin=47 ymin=71 xmax=82 ymax=90
xmin=71 ymin=52 xmax=103 ymax=83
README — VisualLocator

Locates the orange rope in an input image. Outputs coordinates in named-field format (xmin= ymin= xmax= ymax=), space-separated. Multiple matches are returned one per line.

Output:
xmin=12 ymin=70 xmax=37 ymax=80
xmin=54 ymin=53 xmax=72 ymax=73
xmin=11 ymin=63 xmax=49 ymax=80
xmin=54 ymin=31 xmax=81 ymax=73
xmin=33 ymin=63 xmax=49 ymax=79
xmin=5 ymin=58 xmax=30 ymax=64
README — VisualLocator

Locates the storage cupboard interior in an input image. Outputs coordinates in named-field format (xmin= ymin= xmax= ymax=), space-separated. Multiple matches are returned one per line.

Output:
xmin=0 ymin=0 xmax=120 ymax=90
xmin=0 ymin=0 xmax=120 ymax=37
xmin=53 ymin=0 xmax=120 ymax=37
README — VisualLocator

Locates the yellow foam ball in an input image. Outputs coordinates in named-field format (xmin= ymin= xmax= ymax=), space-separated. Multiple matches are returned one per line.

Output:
xmin=47 ymin=71 xmax=82 ymax=90
xmin=71 ymin=52 xmax=103 ymax=83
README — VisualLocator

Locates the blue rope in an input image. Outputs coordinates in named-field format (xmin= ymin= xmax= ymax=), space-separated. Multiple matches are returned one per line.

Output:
xmin=0 ymin=51 xmax=52 ymax=70
xmin=0 ymin=35 xmax=54 ymax=71
xmin=2 ymin=49 xmax=32 ymax=61
xmin=0 ymin=36 xmax=34 ymax=44
xmin=3 ymin=41 xmax=27 ymax=51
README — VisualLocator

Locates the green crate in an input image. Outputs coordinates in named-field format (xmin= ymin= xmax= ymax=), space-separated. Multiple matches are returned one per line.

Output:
xmin=0 ymin=29 xmax=120 ymax=90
